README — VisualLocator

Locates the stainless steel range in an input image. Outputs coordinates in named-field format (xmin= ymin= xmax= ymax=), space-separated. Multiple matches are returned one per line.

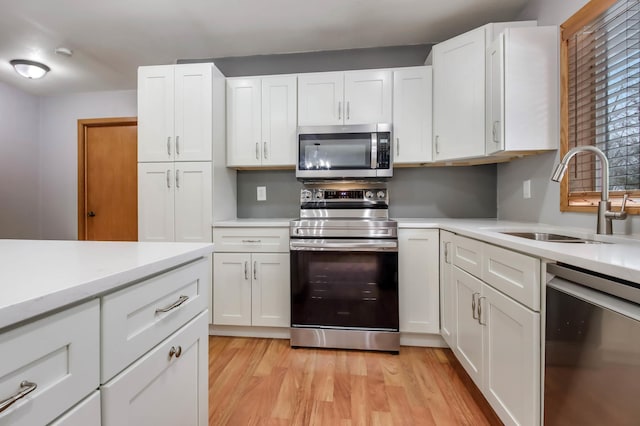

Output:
xmin=289 ymin=183 xmax=399 ymax=352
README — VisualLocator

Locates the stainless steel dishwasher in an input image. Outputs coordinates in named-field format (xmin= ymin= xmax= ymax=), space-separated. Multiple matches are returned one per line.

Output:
xmin=545 ymin=263 xmax=640 ymax=425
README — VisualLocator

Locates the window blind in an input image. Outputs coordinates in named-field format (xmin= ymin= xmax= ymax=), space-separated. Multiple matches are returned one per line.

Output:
xmin=567 ymin=0 xmax=640 ymax=193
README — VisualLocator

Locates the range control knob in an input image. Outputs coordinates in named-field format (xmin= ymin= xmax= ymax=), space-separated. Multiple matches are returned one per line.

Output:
xmin=377 ymin=190 xmax=386 ymax=199
xmin=365 ymin=191 xmax=374 ymax=200
xmin=314 ymin=191 xmax=323 ymax=200
xmin=301 ymin=190 xmax=312 ymax=202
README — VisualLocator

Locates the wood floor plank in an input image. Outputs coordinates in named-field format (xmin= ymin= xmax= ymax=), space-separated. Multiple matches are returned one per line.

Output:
xmin=209 ymin=337 xmax=503 ymax=426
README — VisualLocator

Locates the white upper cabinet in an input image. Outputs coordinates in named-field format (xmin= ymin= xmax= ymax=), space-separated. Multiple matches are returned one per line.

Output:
xmin=392 ymin=66 xmax=433 ymax=164
xmin=138 ymin=64 xmax=213 ymax=162
xmin=298 ymin=69 xmax=392 ymax=126
xmin=432 ymin=21 xmax=536 ymax=161
xmin=227 ymin=75 xmax=297 ymax=167
xmin=432 ymin=26 xmax=486 ymax=161
xmin=485 ymin=26 xmax=559 ymax=155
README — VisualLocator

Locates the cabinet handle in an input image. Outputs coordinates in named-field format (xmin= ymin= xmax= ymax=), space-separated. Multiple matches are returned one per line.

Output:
xmin=396 ymin=137 xmax=400 ymax=157
xmin=478 ymin=296 xmax=487 ymax=325
xmin=444 ymin=241 xmax=452 ymax=264
xmin=346 ymin=101 xmax=350 ymax=120
xmin=175 ymin=169 xmax=180 ymax=188
xmin=166 ymin=169 xmax=171 ymax=188
xmin=167 ymin=137 xmax=172 ymax=156
xmin=263 ymin=141 xmax=268 ymax=160
xmin=492 ymin=121 xmax=500 ymax=143
xmin=471 ymin=292 xmax=479 ymax=319
xmin=0 ymin=381 xmax=37 ymax=414
xmin=176 ymin=135 xmax=180 ymax=155
xmin=338 ymin=101 xmax=342 ymax=120
xmin=169 ymin=346 xmax=182 ymax=359
xmin=242 ymin=239 xmax=261 ymax=243
xmin=435 ymin=135 xmax=440 ymax=154
xmin=244 ymin=261 xmax=248 ymax=280
xmin=253 ymin=260 xmax=257 ymax=281
xmin=255 ymin=142 xmax=260 ymax=160
xmin=156 ymin=295 xmax=189 ymax=314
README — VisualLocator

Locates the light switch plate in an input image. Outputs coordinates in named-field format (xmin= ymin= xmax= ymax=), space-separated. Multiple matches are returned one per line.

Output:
xmin=257 ymin=186 xmax=267 ymax=201
xmin=523 ymin=180 xmax=531 ymax=199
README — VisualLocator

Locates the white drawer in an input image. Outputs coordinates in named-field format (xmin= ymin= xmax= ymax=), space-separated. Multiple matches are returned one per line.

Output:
xmin=101 ymin=258 xmax=209 ymax=382
xmin=50 ymin=391 xmax=101 ymax=426
xmin=482 ymin=243 xmax=540 ymax=311
xmin=213 ymin=227 xmax=289 ymax=253
xmin=452 ymin=234 xmax=484 ymax=278
xmin=0 ymin=300 xmax=99 ymax=426
xmin=102 ymin=311 xmax=208 ymax=426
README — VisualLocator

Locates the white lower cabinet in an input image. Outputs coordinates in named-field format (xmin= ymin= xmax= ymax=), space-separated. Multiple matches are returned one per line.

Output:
xmin=439 ymin=230 xmax=455 ymax=346
xmin=101 ymin=311 xmax=208 ymax=426
xmin=213 ymin=252 xmax=290 ymax=327
xmin=446 ymin=233 xmax=541 ymax=426
xmin=398 ymin=229 xmax=439 ymax=334
xmin=50 ymin=391 xmax=101 ymax=426
xmin=0 ymin=300 xmax=100 ymax=426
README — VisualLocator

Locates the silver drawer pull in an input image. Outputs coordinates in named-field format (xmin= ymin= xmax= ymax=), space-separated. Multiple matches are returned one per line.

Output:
xmin=472 ymin=292 xmax=479 ymax=319
xmin=155 ymin=295 xmax=189 ymax=314
xmin=169 ymin=346 xmax=183 ymax=359
xmin=0 ymin=381 xmax=37 ymax=413
xmin=242 ymin=239 xmax=261 ymax=243
xmin=478 ymin=296 xmax=487 ymax=325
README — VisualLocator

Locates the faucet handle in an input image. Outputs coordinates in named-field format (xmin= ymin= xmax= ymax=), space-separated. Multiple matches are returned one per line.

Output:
xmin=620 ymin=193 xmax=629 ymax=212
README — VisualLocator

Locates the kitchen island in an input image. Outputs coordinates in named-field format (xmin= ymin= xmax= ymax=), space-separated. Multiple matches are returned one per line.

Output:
xmin=0 ymin=239 xmax=213 ymax=426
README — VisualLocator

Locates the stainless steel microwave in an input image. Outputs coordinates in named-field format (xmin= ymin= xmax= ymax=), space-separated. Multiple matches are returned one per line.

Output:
xmin=296 ymin=124 xmax=393 ymax=180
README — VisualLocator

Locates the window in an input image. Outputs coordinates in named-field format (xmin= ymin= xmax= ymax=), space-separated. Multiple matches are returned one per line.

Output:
xmin=561 ymin=0 xmax=640 ymax=214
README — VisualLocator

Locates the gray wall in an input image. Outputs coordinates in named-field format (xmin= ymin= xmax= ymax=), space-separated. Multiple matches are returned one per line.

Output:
xmin=179 ymin=44 xmax=433 ymax=77
xmin=498 ymin=0 xmax=640 ymax=235
xmin=237 ymin=166 xmax=497 ymax=219
xmin=0 ymin=81 xmax=40 ymax=238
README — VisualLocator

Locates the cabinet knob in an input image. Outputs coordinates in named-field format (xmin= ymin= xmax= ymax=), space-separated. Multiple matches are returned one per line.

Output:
xmin=87 ymin=211 xmax=96 ymax=217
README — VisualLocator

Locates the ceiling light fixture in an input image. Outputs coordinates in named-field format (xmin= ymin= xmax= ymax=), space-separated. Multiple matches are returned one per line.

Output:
xmin=10 ymin=59 xmax=50 ymax=79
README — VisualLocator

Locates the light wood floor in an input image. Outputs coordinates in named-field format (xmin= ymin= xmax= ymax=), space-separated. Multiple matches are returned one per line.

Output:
xmin=209 ymin=337 xmax=501 ymax=426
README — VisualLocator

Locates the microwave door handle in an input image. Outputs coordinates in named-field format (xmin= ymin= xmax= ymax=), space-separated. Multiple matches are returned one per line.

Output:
xmin=371 ymin=132 xmax=377 ymax=169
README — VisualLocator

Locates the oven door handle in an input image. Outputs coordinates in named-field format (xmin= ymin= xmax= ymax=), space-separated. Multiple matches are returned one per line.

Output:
xmin=290 ymin=240 xmax=398 ymax=252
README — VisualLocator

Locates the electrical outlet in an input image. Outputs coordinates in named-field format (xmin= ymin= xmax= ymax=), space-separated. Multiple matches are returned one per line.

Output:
xmin=523 ymin=180 xmax=531 ymax=199
xmin=257 ymin=186 xmax=267 ymax=201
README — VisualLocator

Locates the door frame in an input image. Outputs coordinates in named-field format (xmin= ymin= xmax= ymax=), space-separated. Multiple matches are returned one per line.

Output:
xmin=77 ymin=117 xmax=138 ymax=240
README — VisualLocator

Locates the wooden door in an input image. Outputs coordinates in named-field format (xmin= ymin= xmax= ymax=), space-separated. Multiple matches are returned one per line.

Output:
xmin=78 ymin=118 xmax=138 ymax=241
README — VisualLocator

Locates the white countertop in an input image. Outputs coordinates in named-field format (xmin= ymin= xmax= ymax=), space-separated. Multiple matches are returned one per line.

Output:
xmin=0 ymin=240 xmax=214 ymax=331
xmin=212 ymin=217 xmax=640 ymax=283
xmin=396 ymin=218 xmax=640 ymax=283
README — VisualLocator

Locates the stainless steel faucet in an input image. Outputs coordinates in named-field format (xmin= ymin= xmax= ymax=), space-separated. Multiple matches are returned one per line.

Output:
xmin=551 ymin=145 xmax=628 ymax=234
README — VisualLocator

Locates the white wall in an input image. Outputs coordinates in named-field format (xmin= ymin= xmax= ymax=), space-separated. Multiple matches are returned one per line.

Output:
xmin=498 ymin=0 xmax=640 ymax=235
xmin=0 ymin=81 xmax=40 ymax=238
xmin=38 ymin=90 xmax=136 ymax=240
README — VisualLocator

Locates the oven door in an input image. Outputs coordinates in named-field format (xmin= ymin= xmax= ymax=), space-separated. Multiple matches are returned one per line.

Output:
xmin=290 ymin=239 xmax=399 ymax=331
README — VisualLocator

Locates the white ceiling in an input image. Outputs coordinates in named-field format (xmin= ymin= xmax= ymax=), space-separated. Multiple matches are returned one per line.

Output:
xmin=0 ymin=0 xmax=528 ymax=96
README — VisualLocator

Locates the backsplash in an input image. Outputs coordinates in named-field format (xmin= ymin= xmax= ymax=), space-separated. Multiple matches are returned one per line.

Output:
xmin=237 ymin=165 xmax=497 ymax=219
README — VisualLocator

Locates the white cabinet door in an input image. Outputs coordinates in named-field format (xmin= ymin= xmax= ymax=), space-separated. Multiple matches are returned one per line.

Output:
xmin=251 ymin=253 xmax=290 ymax=327
xmin=227 ymin=78 xmax=262 ymax=166
xmin=398 ymin=229 xmax=440 ymax=334
xmin=344 ymin=69 xmax=392 ymax=125
xmin=138 ymin=162 xmax=175 ymax=242
xmin=101 ymin=312 xmax=208 ymax=426
xmin=261 ymin=76 xmax=297 ymax=167
xmin=174 ymin=162 xmax=212 ymax=243
xmin=481 ymin=283 xmax=540 ymax=426
xmin=174 ymin=64 xmax=212 ymax=161
xmin=452 ymin=267 xmax=483 ymax=389
xmin=392 ymin=66 xmax=433 ymax=164
xmin=50 ymin=391 xmax=101 ymax=426
xmin=297 ymin=72 xmax=344 ymax=126
xmin=439 ymin=230 xmax=455 ymax=347
xmin=486 ymin=34 xmax=505 ymax=155
xmin=138 ymin=65 xmax=175 ymax=162
xmin=433 ymin=26 xmax=486 ymax=160
xmin=213 ymin=253 xmax=252 ymax=326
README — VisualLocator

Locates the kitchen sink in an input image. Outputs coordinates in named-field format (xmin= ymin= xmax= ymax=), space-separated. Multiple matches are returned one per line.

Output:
xmin=500 ymin=232 xmax=605 ymax=244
